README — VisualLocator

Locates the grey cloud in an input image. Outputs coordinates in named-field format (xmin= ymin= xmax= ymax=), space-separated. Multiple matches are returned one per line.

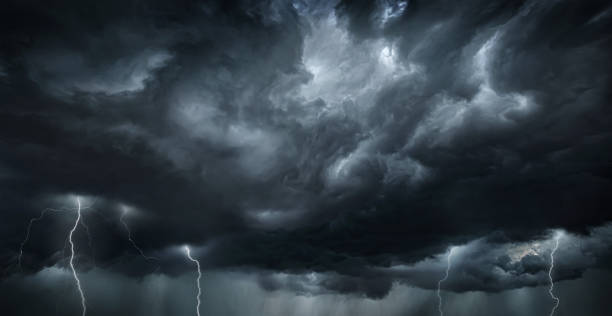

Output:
xmin=2 ymin=267 xmax=612 ymax=316
xmin=26 ymin=48 xmax=172 ymax=96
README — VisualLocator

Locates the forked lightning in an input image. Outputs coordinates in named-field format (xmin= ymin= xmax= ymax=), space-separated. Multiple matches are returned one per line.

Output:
xmin=120 ymin=208 xmax=158 ymax=262
xmin=437 ymin=247 xmax=455 ymax=316
xmin=68 ymin=197 xmax=87 ymax=316
xmin=548 ymin=232 xmax=561 ymax=316
xmin=185 ymin=246 xmax=202 ymax=316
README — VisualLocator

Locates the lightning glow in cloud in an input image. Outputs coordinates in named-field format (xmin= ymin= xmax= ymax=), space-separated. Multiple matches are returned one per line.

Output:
xmin=68 ymin=197 xmax=87 ymax=316
xmin=548 ymin=232 xmax=561 ymax=316
xmin=437 ymin=247 xmax=456 ymax=316
xmin=184 ymin=246 xmax=202 ymax=316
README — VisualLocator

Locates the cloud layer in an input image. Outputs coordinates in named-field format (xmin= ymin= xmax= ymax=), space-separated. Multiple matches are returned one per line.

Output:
xmin=1 ymin=0 xmax=611 ymax=305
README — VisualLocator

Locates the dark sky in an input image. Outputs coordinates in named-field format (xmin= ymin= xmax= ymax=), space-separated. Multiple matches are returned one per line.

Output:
xmin=1 ymin=0 xmax=612 ymax=315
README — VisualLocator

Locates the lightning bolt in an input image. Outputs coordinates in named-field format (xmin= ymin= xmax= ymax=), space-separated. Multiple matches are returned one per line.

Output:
xmin=548 ymin=233 xmax=561 ymax=316
xmin=184 ymin=246 xmax=202 ymax=316
xmin=437 ymin=247 xmax=455 ymax=316
xmin=120 ymin=208 xmax=158 ymax=262
xmin=18 ymin=207 xmax=69 ymax=269
xmin=68 ymin=197 xmax=87 ymax=316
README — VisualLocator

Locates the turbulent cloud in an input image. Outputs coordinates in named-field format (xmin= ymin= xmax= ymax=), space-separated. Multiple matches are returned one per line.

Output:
xmin=1 ymin=0 xmax=611 ymax=311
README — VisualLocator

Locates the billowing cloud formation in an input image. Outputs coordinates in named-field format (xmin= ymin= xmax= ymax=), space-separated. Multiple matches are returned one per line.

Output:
xmin=1 ymin=0 xmax=612 ymax=305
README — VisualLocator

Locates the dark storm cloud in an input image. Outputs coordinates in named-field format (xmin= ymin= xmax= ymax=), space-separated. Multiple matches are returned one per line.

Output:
xmin=1 ymin=0 xmax=612 ymax=301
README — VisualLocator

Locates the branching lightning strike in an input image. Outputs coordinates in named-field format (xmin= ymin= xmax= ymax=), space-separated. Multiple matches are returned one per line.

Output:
xmin=17 ymin=196 xmax=166 ymax=315
xmin=18 ymin=207 xmax=69 ymax=269
xmin=184 ymin=246 xmax=202 ymax=316
xmin=548 ymin=233 xmax=561 ymax=316
xmin=69 ymin=197 xmax=87 ymax=316
xmin=120 ymin=209 xmax=158 ymax=262
xmin=437 ymin=247 xmax=455 ymax=316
